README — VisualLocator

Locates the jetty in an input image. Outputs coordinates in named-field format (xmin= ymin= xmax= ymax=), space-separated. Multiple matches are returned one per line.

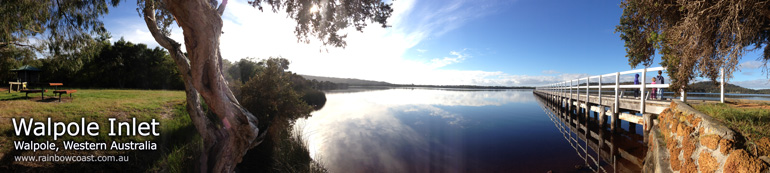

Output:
xmin=533 ymin=66 xmax=729 ymax=130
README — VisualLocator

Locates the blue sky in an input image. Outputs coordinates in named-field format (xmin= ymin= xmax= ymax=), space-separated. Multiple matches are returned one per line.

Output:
xmin=100 ymin=0 xmax=769 ymax=88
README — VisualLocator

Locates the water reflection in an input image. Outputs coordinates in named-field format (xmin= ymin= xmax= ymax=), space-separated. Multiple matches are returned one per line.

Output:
xmin=296 ymin=88 xmax=600 ymax=172
xmin=534 ymin=93 xmax=648 ymax=172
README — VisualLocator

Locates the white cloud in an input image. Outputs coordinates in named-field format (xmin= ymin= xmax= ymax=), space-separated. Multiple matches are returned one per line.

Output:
xmin=212 ymin=0 xmax=520 ymax=86
xmin=107 ymin=0 xmax=524 ymax=86
xmin=740 ymin=61 xmax=764 ymax=69
xmin=542 ymin=70 xmax=560 ymax=74
xmin=429 ymin=50 xmax=467 ymax=68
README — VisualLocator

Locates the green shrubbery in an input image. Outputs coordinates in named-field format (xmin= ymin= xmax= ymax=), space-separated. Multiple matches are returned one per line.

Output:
xmin=1 ymin=38 xmax=183 ymax=90
xmin=227 ymin=57 xmax=326 ymax=172
xmin=236 ymin=57 xmax=314 ymax=131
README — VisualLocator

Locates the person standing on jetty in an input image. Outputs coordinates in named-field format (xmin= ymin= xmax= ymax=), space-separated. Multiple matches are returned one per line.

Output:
xmin=657 ymin=70 xmax=665 ymax=100
xmin=651 ymin=77 xmax=657 ymax=99
xmin=634 ymin=74 xmax=640 ymax=98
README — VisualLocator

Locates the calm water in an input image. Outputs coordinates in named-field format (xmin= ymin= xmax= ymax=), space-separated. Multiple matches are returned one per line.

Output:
xmin=295 ymin=88 xmax=646 ymax=172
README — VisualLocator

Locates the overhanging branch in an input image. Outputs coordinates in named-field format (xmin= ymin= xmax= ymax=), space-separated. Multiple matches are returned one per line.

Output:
xmin=0 ymin=41 xmax=34 ymax=50
xmin=217 ymin=0 xmax=228 ymax=15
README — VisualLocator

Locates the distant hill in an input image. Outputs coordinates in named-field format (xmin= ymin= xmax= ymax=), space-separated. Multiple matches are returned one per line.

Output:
xmin=300 ymin=75 xmax=392 ymax=86
xmin=609 ymin=81 xmax=769 ymax=94
xmin=688 ymin=81 xmax=770 ymax=94
xmin=299 ymin=74 xmax=535 ymax=89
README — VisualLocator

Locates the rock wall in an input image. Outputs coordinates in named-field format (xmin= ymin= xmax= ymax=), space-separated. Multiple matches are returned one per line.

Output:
xmin=650 ymin=100 xmax=769 ymax=172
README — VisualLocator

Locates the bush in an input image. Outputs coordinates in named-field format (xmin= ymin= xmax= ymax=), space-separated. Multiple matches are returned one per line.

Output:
xmin=301 ymin=89 xmax=327 ymax=110
xmin=238 ymin=57 xmax=313 ymax=132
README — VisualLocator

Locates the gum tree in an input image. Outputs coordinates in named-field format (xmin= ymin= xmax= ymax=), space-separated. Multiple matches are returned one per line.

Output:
xmin=138 ymin=0 xmax=392 ymax=172
xmin=1 ymin=0 xmax=119 ymax=83
xmin=616 ymin=0 xmax=770 ymax=93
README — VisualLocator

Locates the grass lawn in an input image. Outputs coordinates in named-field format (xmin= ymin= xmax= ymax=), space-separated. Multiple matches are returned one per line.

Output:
xmin=0 ymin=89 xmax=200 ymax=172
xmin=692 ymin=101 xmax=770 ymax=155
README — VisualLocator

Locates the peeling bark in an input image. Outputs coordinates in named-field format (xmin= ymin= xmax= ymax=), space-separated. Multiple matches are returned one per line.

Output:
xmin=142 ymin=1 xmax=264 ymax=172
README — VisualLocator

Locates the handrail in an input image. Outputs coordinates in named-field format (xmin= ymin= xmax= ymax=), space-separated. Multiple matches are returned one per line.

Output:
xmin=535 ymin=67 xmax=671 ymax=117
xmin=536 ymin=67 xmax=669 ymax=92
xmin=536 ymin=66 xmax=730 ymax=110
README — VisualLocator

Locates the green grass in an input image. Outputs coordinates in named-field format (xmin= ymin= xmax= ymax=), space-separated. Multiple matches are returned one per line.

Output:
xmin=693 ymin=102 xmax=770 ymax=151
xmin=0 ymin=89 xmax=325 ymax=172
xmin=0 ymin=89 xmax=200 ymax=171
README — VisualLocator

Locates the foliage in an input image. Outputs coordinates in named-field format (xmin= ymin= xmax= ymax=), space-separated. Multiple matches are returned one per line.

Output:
xmin=288 ymin=74 xmax=328 ymax=109
xmin=237 ymin=120 xmax=327 ymax=173
xmin=78 ymin=38 xmax=183 ymax=89
xmin=226 ymin=58 xmax=262 ymax=84
xmin=231 ymin=57 xmax=326 ymax=172
xmin=1 ymin=36 xmax=183 ymax=90
xmin=248 ymin=0 xmax=393 ymax=48
xmin=238 ymin=57 xmax=314 ymax=132
xmin=0 ymin=46 xmax=38 ymax=84
xmin=616 ymin=0 xmax=770 ymax=94
xmin=0 ymin=0 xmax=120 ymax=55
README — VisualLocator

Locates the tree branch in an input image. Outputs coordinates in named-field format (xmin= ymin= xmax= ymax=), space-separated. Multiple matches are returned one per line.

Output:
xmin=217 ymin=0 xmax=228 ymax=16
xmin=143 ymin=2 xmax=181 ymax=50
xmin=0 ymin=42 xmax=34 ymax=49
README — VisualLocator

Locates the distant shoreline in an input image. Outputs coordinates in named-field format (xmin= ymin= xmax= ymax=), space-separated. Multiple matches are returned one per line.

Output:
xmin=299 ymin=74 xmax=536 ymax=90
xmin=346 ymin=84 xmax=535 ymax=90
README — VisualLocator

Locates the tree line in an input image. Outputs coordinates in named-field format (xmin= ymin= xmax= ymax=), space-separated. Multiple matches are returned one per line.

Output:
xmin=1 ymin=37 xmax=184 ymax=90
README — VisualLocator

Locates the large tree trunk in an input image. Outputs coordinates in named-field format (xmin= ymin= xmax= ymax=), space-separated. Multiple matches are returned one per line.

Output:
xmin=142 ymin=0 xmax=263 ymax=172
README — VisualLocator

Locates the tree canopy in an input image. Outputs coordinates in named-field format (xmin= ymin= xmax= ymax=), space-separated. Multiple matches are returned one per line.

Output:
xmin=616 ymin=0 xmax=770 ymax=93
xmin=0 ymin=0 xmax=120 ymax=54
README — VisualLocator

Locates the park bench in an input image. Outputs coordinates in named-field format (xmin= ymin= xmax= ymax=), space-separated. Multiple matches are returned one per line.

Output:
xmin=20 ymin=89 xmax=47 ymax=100
xmin=53 ymin=90 xmax=77 ymax=102
xmin=49 ymin=83 xmax=76 ymax=102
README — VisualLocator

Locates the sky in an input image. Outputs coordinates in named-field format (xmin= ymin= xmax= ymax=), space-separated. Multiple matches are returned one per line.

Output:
xmin=101 ymin=0 xmax=770 ymax=89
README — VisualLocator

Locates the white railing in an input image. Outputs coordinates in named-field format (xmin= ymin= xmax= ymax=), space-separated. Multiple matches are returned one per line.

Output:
xmin=536 ymin=67 xmax=729 ymax=104
xmin=535 ymin=67 xmax=671 ymax=115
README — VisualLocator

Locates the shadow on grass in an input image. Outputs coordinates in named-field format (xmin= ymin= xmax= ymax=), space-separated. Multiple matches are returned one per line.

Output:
xmin=0 ymin=97 xmax=29 ymax=101
xmin=0 ymin=96 xmax=66 ymax=102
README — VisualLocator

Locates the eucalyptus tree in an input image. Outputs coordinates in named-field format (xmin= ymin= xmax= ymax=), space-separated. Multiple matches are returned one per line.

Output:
xmin=138 ymin=0 xmax=392 ymax=172
xmin=1 ymin=0 xmax=119 ymax=83
xmin=0 ymin=0 xmax=119 ymax=54
xmin=616 ymin=0 xmax=770 ymax=93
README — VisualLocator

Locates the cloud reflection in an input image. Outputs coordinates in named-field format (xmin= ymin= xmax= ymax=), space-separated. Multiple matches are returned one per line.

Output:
xmin=296 ymin=89 xmax=533 ymax=172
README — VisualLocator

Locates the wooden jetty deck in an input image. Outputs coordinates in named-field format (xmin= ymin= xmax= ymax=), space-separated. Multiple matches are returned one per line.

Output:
xmin=534 ymin=67 xmax=673 ymax=131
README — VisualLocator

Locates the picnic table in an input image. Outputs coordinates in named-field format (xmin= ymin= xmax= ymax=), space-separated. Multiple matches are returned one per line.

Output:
xmin=20 ymin=89 xmax=46 ymax=99
xmin=18 ymin=83 xmax=77 ymax=101
xmin=8 ymin=82 xmax=27 ymax=93
xmin=49 ymin=83 xmax=76 ymax=102
xmin=53 ymin=90 xmax=77 ymax=102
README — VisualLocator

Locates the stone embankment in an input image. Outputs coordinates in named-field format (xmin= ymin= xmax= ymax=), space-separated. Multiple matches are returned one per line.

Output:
xmin=644 ymin=100 xmax=770 ymax=172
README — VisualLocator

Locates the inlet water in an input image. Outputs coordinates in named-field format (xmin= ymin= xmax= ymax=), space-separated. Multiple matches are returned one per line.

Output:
xmin=296 ymin=88 xmax=647 ymax=172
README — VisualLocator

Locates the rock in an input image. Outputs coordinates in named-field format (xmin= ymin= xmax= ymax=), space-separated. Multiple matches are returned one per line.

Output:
xmin=682 ymin=135 xmax=697 ymax=159
xmin=720 ymin=139 xmax=735 ymax=154
xmin=670 ymin=147 xmax=682 ymax=171
xmin=698 ymin=150 xmax=718 ymax=173
xmin=724 ymin=149 xmax=768 ymax=173
xmin=700 ymin=135 xmax=721 ymax=150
